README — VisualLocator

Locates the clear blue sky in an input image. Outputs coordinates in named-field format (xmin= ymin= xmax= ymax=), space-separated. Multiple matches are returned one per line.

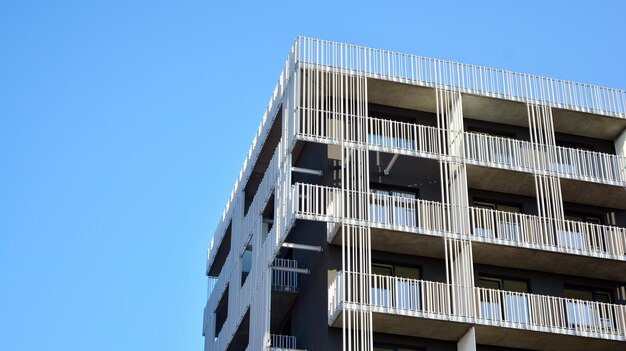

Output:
xmin=1 ymin=1 xmax=624 ymax=350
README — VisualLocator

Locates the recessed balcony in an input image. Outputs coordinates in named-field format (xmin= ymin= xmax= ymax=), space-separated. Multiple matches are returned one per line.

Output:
xmin=291 ymin=183 xmax=626 ymax=280
xmin=295 ymin=112 xmax=626 ymax=188
xmin=268 ymin=334 xmax=306 ymax=351
xmin=328 ymin=272 xmax=626 ymax=351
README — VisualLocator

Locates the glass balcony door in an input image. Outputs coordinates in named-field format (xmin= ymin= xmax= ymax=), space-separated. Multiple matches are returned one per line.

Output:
xmin=564 ymin=287 xmax=613 ymax=329
xmin=370 ymin=188 xmax=417 ymax=228
xmin=473 ymin=200 xmax=522 ymax=242
xmin=556 ymin=214 xmax=604 ymax=252
xmin=478 ymin=276 xmax=530 ymax=324
xmin=371 ymin=263 xmax=421 ymax=311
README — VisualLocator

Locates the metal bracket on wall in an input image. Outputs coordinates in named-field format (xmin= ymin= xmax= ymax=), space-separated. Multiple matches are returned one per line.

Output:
xmin=383 ymin=154 xmax=399 ymax=175
xmin=270 ymin=266 xmax=310 ymax=275
xmin=282 ymin=242 xmax=323 ymax=252
xmin=292 ymin=167 xmax=323 ymax=176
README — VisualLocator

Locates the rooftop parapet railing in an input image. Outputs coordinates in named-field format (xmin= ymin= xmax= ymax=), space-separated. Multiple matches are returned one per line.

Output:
xmin=292 ymin=183 xmax=626 ymax=260
xmin=296 ymin=37 xmax=626 ymax=118
xmin=329 ymin=271 xmax=626 ymax=341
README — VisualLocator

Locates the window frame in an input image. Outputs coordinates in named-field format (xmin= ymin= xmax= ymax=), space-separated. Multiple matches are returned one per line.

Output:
xmin=240 ymin=234 xmax=254 ymax=287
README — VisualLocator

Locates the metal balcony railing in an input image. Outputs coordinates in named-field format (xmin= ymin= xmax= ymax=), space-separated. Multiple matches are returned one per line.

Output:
xmin=268 ymin=334 xmax=299 ymax=350
xmin=329 ymin=271 xmax=626 ymax=341
xmin=272 ymin=258 xmax=299 ymax=292
xmin=464 ymin=131 xmax=626 ymax=186
xmin=297 ymin=112 xmax=626 ymax=186
xmin=296 ymin=37 xmax=626 ymax=118
xmin=292 ymin=183 xmax=626 ymax=260
xmin=469 ymin=207 xmax=626 ymax=259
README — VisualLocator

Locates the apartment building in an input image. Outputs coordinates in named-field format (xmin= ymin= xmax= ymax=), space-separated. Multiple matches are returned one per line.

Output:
xmin=203 ymin=37 xmax=626 ymax=351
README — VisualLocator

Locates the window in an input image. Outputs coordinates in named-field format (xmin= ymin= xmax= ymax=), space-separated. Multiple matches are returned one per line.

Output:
xmin=557 ymin=212 xmax=605 ymax=251
xmin=564 ymin=286 xmax=612 ymax=303
xmin=552 ymin=140 xmax=595 ymax=176
xmin=371 ymin=263 xmax=421 ymax=310
xmin=564 ymin=213 xmax=603 ymax=225
xmin=370 ymin=185 xmax=418 ymax=228
xmin=564 ymin=286 xmax=613 ymax=329
xmin=474 ymin=200 xmax=521 ymax=213
xmin=478 ymin=276 xmax=529 ymax=293
xmin=477 ymin=275 xmax=529 ymax=324
xmin=240 ymin=236 xmax=253 ymax=287
xmin=374 ymin=346 xmax=423 ymax=351
xmin=555 ymin=140 xmax=595 ymax=151
xmin=465 ymin=127 xmax=518 ymax=166
xmin=367 ymin=114 xmax=417 ymax=151
xmin=261 ymin=193 xmax=275 ymax=243
xmin=473 ymin=200 xmax=522 ymax=242
xmin=467 ymin=126 xmax=516 ymax=139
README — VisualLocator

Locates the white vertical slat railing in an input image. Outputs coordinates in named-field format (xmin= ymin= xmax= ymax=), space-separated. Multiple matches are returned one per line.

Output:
xmin=474 ymin=287 xmax=626 ymax=339
xmin=297 ymin=37 xmax=626 ymax=118
xmin=292 ymin=183 xmax=450 ymax=236
xmin=367 ymin=272 xmax=451 ymax=317
xmin=296 ymin=110 xmax=626 ymax=186
xmin=292 ymin=183 xmax=626 ymax=260
xmin=463 ymin=131 xmax=535 ymax=171
xmin=368 ymin=190 xmax=449 ymax=234
xmin=272 ymin=258 xmax=299 ymax=292
xmin=297 ymin=110 xmax=443 ymax=158
xmin=552 ymin=145 xmax=626 ymax=185
xmin=469 ymin=206 xmax=626 ymax=259
xmin=463 ymin=131 xmax=626 ymax=186
xmin=269 ymin=334 xmax=298 ymax=350
xmin=329 ymin=271 xmax=626 ymax=340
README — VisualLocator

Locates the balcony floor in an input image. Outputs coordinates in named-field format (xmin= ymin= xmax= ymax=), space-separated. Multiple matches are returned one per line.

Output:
xmin=475 ymin=323 xmax=625 ymax=351
xmin=330 ymin=226 xmax=446 ymax=260
xmin=472 ymin=240 xmax=626 ymax=282
xmin=467 ymin=164 xmax=626 ymax=209
xmin=331 ymin=309 xmax=472 ymax=342
xmin=330 ymin=225 xmax=626 ymax=282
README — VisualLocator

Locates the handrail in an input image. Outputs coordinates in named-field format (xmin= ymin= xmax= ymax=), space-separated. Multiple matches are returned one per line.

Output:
xmin=475 ymin=286 xmax=626 ymax=337
xmin=297 ymin=37 xmax=626 ymax=118
xmin=330 ymin=271 xmax=626 ymax=340
xmin=296 ymin=111 xmax=626 ymax=185
xmin=464 ymin=130 xmax=626 ymax=185
xmin=272 ymin=258 xmax=299 ymax=291
xmin=469 ymin=206 xmax=626 ymax=259
xmin=292 ymin=183 xmax=626 ymax=260
xmin=269 ymin=334 xmax=298 ymax=349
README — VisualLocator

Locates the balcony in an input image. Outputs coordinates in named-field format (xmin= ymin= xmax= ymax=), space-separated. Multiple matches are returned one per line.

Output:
xmin=292 ymin=183 xmax=626 ymax=280
xmin=469 ymin=206 xmax=626 ymax=281
xmin=268 ymin=334 xmax=306 ymax=351
xmin=296 ymin=112 xmax=626 ymax=190
xmin=329 ymin=272 xmax=626 ymax=350
xmin=270 ymin=259 xmax=300 ymax=338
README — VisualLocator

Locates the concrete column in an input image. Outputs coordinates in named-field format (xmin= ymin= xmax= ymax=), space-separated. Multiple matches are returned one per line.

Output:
xmin=616 ymin=127 xmax=626 ymax=157
xmin=615 ymin=127 xmax=626 ymax=181
xmin=457 ymin=326 xmax=476 ymax=351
